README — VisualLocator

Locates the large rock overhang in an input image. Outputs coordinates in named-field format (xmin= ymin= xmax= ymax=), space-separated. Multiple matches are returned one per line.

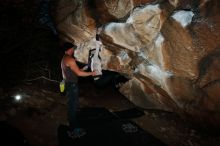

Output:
xmin=54 ymin=0 xmax=220 ymax=130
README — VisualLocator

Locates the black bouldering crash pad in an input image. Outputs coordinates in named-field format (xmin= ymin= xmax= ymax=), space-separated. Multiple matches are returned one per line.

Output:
xmin=57 ymin=107 xmax=166 ymax=146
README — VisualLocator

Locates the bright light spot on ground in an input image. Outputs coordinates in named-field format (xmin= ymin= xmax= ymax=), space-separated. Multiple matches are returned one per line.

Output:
xmin=15 ymin=95 xmax=22 ymax=101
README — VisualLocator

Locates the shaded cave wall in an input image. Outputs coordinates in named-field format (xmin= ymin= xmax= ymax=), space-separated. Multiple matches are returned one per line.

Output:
xmin=0 ymin=0 xmax=62 ymax=86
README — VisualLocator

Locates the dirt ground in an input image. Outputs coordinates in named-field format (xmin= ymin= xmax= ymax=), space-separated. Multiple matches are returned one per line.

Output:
xmin=1 ymin=78 xmax=220 ymax=146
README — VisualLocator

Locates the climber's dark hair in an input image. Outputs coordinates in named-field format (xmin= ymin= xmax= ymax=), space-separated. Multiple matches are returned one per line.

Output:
xmin=62 ymin=42 xmax=77 ymax=51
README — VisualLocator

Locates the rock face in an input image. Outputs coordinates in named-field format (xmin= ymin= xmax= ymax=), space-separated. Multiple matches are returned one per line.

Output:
xmin=54 ymin=0 xmax=220 ymax=130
